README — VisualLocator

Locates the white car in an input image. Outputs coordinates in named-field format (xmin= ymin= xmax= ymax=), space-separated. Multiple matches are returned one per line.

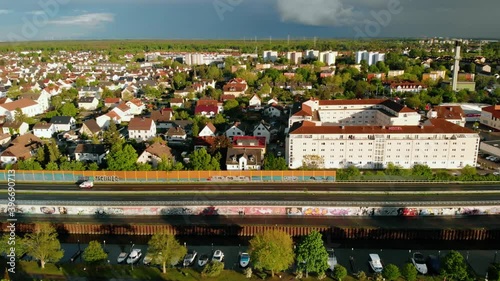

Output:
xmin=369 ymin=253 xmax=383 ymax=273
xmin=198 ymin=254 xmax=209 ymax=267
xmin=79 ymin=181 xmax=93 ymax=189
xmin=411 ymin=252 xmax=428 ymax=274
xmin=327 ymin=249 xmax=337 ymax=271
xmin=143 ymin=253 xmax=153 ymax=265
xmin=239 ymin=253 xmax=250 ymax=268
xmin=127 ymin=249 xmax=142 ymax=264
xmin=117 ymin=252 xmax=128 ymax=264
xmin=212 ymin=250 xmax=224 ymax=262
xmin=183 ymin=250 xmax=197 ymax=267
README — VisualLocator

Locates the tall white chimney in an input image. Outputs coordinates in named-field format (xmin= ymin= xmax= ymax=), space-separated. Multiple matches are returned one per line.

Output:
xmin=452 ymin=41 xmax=461 ymax=92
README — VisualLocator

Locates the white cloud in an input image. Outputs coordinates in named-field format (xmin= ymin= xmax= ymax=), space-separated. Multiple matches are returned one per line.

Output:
xmin=0 ymin=10 xmax=13 ymax=15
xmin=26 ymin=11 xmax=45 ymax=15
xmin=49 ymin=13 xmax=114 ymax=26
xmin=276 ymin=0 xmax=365 ymax=27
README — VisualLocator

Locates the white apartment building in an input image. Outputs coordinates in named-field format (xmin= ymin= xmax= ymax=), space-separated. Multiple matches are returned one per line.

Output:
xmin=289 ymin=99 xmax=421 ymax=128
xmin=262 ymin=50 xmax=278 ymax=62
xmin=319 ymin=51 xmax=338 ymax=66
xmin=355 ymin=51 xmax=385 ymax=66
xmin=286 ymin=51 xmax=303 ymax=65
xmin=305 ymin=50 xmax=320 ymax=59
xmin=480 ymin=105 xmax=500 ymax=130
xmin=286 ymin=119 xmax=479 ymax=170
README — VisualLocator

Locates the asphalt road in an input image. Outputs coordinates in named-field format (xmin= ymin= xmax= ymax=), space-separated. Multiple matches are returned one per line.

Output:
xmin=11 ymin=183 xmax=500 ymax=192
xmin=4 ymin=214 xmax=500 ymax=229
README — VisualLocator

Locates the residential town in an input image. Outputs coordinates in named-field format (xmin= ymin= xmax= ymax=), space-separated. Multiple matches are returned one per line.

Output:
xmin=0 ymin=39 xmax=499 ymax=173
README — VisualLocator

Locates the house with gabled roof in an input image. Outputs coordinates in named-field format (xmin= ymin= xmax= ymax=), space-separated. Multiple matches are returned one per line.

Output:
xmin=78 ymin=96 xmax=99 ymax=111
xmin=104 ymin=97 xmax=122 ymax=108
xmin=33 ymin=122 xmax=55 ymax=138
xmin=225 ymin=122 xmax=245 ymax=139
xmin=0 ymin=120 xmax=29 ymax=136
xmin=252 ymin=121 xmax=272 ymax=144
xmin=166 ymin=126 xmax=187 ymax=142
xmin=223 ymin=78 xmax=248 ymax=97
xmin=79 ymin=119 xmax=102 ymax=137
xmin=249 ymin=95 xmax=262 ymax=107
xmin=126 ymin=98 xmax=145 ymax=115
xmin=226 ymin=148 xmax=262 ymax=170
xmin=74 ymin=144 xmax=107 ymax=164
xmin=0 ymin=133 xmax=43 ymax=165
xmin=20 ymin=91 xmax=50 ymax=112
xmin=427 ymin=105 xmax=466 ymax=127
xmin=128 ymin=117 xmax=156 ymax=142
xmin=199 ymin=122 xmax=217 ymax=137
xmin=50 ymin=116 xmax=76 ymax=132
xmin=136 ymin=142 xmax=173 ymax=168
xmin=0 ymin=99 xmax=42 ymax=121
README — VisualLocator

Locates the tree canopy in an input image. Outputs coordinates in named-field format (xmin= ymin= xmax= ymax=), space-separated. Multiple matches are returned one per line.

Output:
xmin=83 ymin=240 xmax=108 ymax=265
xmin=24 ymin=224 xmax=64 ymax=269
xmin=147 ymin=233 xmax=187 ymax=274
xmin=295 ymin=231 xmax=329 ymax=277
xmin=249 ymin=230 xmax=294 ymax=277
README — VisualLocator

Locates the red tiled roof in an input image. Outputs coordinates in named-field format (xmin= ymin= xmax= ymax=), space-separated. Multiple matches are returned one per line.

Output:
xmin=432 ymin=106 xmax=464 ymax=120
xmin=128 ymin=117 xmax=154 ymax=131
xmin=195 ymin=105 xmax=219 ymax=114
xmin=0 ymin=99 xmax=38 ymax=111
xmin=482 ymin=105 xmax=500 ymax=119
xmin=290 ymin=119 xmax=475 ymax=135
xmin=292 ymin=104 xmax=313 ymax=117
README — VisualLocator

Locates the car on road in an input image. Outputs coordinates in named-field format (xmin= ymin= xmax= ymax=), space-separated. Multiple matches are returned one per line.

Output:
xmin=183 ymin=250 xmax=197 ymax=267
xmin=212 ymin=250 xmax=224 ymax=262
xmin=277 ymin=151 xmax=282 ymax=157
xmin=127 ymin=249 xmax=142 ymax=264
xmin=79 ymin=181 xmax=93 ymax=189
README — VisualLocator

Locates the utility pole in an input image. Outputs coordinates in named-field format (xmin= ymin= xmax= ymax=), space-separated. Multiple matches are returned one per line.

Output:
xmin=269 ymin=36 xmax=272 ymax=45
xmin=287 ymin=35 xmax=290 ymax=45
xmin=314 ymin=36 xmax=317 ymax=48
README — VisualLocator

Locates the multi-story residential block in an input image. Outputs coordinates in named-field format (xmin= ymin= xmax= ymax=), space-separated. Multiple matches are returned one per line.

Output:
xmin=319 ymin=51 xmax=338 ymax=66
xmin=480 ymin=105 xmax=500 ymax=130
xmin=289 ymin=99 xmax=421 ymax=128
xmin=355 ymin=51 xmax=385 ymax=66
xmin=427 ymin=105 xmax=466 ymax=127
xmin=262 ymin=50 xmax=278 ymax=62
xmin=286 ymin=119 xmax=479 ymax=170
xmin=286 ymin=51 xmax=303 ymax=65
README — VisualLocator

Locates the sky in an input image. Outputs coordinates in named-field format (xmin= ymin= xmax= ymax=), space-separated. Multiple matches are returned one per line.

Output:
xmin=0 ymin=0 xmax=498 ymax=42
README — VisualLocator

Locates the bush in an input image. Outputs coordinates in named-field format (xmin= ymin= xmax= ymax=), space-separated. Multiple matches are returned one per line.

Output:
xmin=382 ymin=264 xmax=400 ymax=281
xmin=401 ymin=263 xmax=417 ymax=281
xmin=201 ymin=261 xmax=224 ymax=278
xmin=317 ymin=271 xmax=327 ymax=280
xmin=244 ymin=267 xmax=252 ymax=279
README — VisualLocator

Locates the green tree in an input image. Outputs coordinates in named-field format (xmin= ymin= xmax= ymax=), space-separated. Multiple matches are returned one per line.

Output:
xmin=45 ymin=162 xmax=59 ymax=170
xmin=17 ymin=159 xmax=43 ymax=170
xmin=382 ymin=264 xmax=400 ymax=281
xmin=223 ymin=99 xmax=239 ymax=112
xmin=59 ymin=160 xmax=86 ymax=171
xmin=201 ymin=261 xmax=224 ymax=278
xmin=411 ymin=164 xmax=432 ymax=178
xmin=332 ymin=264 xmax=347 ymax=281
xmin=249 ymin=230 xmax=294 ymax=277
xmin=106 ymin=144 xmax=138 ymax=171
xmin=213 ymin=114 xmax=226 ymax=125
xmin=296 ymin=231 xmax=329 ymax=277
xmin=45 ymin=140 xmax=62 ymax=163
xmin=0 ymin=234 xmax=26 ymax=257
xmin=83 ymin=240 xmax=108 ymax=266
xmin=400 ymin=263 xmax=418 ymax=281
xmin=14 ymin=108 xmax=29 ymax=123
xmin=263 ymin=154 xmax=288 ymax=170
xmin=87 ymin=162 xmax=99 ymax=171
xmin=441 ymin=250 xmax=469 ymax=281
xmin=24 ymin=224 xmax=64 ymax=269
xmin=188 ymin=148 xmax=220 ymax=171
xmin=58 ymin=102 xmax=78 ymax=117
xmin=147 ymin=233 xmax=187 ymax=274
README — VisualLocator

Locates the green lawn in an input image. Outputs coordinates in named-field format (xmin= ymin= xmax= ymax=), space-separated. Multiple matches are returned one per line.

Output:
xmin=13 ymin=261 xmax=450 ymax=281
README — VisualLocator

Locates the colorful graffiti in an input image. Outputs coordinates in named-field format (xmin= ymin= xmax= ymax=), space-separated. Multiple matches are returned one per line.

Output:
xmin=3 ymin=205 xmax=500 ymax=217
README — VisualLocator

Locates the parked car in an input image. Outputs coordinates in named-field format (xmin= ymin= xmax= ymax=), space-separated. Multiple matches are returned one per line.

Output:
xmin=143 ymin=253 xmax=153 ymax=265
xmin=426 ymin=255 xmax=441 ymax=274
xmin=183 ymin=250 xmax=197 ymax=267
xmin=327 ymin=249 xmax=337 ymax=271
xmin=411 ymin=252 xmax=428 ymax=274
xmin=198 ymin=254 xmax=209 ymax=267
xmin=126 ymin=249 xmax=142 ymax=264
xmin=117 ymin=252 xmax=128 ymax=264
xmin=239 ymin=252 xmax=250 ymax=268
xmin=368 ymin=253 xmax=383 ymax=273
xmin=212 ymin=250 xmax=224 ymax=262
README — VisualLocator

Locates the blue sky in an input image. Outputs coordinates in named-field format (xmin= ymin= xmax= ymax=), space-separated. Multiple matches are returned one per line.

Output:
xmin=0 ymin=0 xmax=498 ymax=42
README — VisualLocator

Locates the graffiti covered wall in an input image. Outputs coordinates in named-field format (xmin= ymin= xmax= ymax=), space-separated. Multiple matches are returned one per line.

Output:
xmin=4 ymin=205 xmax=500 ymax=217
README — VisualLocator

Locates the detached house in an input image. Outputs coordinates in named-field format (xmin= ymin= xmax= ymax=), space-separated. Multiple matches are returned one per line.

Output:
xmin=20 ymin=91 xmax=50 ymax=112
xmin=0 ymin=133 xmax=43 ymax=165
xmin=151 ymin=108 xmax=173 ymax=129
xmin=427 ymin=106 xmax=466 ymax=127
xmin=248 ymin=95 xmax=262 ymax=107
xmin=198 ymin=122 xmax=217 ymax=137
xmin=0 ymin=121 xmax=29 ymax=136
xmin=79 ymin=119 xmax=102 ymax=138
xmin=223 ymin=78 xmax=248 ymax=97
xmin=166 ymin=126 xmax=187 ymax=142
xmin=104 ymin=98 xmax=122 ymax=108
xmin=77 ymin=96 xmax=99 ymax=111
xmin=137 ymin=142 xmax=173 ymax=168
xmin=126 ymin=99 xmax=145 ymax=115
xmin=50 ymin=116 xmax=76 ymax=132
xmin=226 ymin=148 xmax=262 ymax=171
xmin=225 ymin=122 xmax=245 ymax=139
xmin=194 ymin=105 xmax=219 ymax=118
xmin=0 ymin=99 xmax=42 ymax=120
xmin=128 ymin=117 xmax=156 ymax=142
xmin=33 ymin=122 xmax=55 ymax=138
xmin=74 ymin=144 xmax=107 ymax=164
xmin=252 ymin=121 xmax=271 ymax=144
